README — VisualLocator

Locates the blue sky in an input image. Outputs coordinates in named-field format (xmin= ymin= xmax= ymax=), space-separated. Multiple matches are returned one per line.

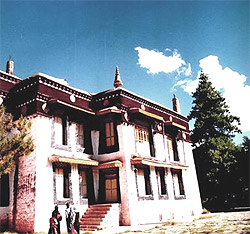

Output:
xmin=0 ymin=0 xmax=249 ymax=144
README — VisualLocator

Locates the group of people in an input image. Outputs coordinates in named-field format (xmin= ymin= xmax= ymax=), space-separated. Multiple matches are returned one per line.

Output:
xmin=48 ymin=203 xmax=79 ymax=234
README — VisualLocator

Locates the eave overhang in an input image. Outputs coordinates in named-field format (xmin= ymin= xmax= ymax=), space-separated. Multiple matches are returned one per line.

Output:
xmin=98 ymin=160 xmax=123 ymax=169
xmin=164 ymin=121 xmax=187 ymax=130
xmin=131 ymin=156 xmax=188 ymax=170
xmin=49 ymin=155 xmax=98 ymax=166
xmin=48 ymin=99 xmax=95 ymax=115
xmin=129 ymin=107 xmax=164 ymax=121
xmin=96 ymin=107 xmax=121 ymax=116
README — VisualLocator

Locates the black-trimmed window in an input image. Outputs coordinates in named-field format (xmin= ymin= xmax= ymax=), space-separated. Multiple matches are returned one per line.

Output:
xmin=0 ymin=174 xmax=10 ymax=207
xmin=171 ymin=169 xmax=185 ymax=199
xmin=79 ymin=170 xmax=87 ymax=198
xmin=99 ymin=120 xmax=119 ymax=154
xmin=136 ymin=166 xmax=153 ymax=199
xmin=54 ymin=115 xmax=68 ymax=146
xmin=54 ymin=164 xmax=71 ymax=200
xmin=167 ymin=136 xmax=179 ymax=161
xmin=156 ymin=168 xmax=168 ymax=198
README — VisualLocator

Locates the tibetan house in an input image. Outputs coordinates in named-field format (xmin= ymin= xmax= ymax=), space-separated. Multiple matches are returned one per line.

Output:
xmin=0 ymin=59 xmax=202 ymax=232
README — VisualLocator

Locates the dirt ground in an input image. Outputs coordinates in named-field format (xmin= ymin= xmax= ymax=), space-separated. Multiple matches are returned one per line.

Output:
xmin=115 ymin=211 xmax=250 ymax=234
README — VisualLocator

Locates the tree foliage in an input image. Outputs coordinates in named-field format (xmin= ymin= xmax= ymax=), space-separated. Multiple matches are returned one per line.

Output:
xmin=0 ymin=105 xmax=34 ymax=176
xmin=188 ymin=72 xmax=242 ymax=210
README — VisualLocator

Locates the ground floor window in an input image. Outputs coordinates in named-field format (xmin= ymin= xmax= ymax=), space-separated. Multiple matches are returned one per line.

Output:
xmin=171 ymin=169 xmax=185 ymax=199
xmin=136 ymin=166 xmax=153 ymax=199
xmin=156 ymin=168 xmax=168 ymax=198
xmin=54 ymin=165 xmax=71 ymax=200
xmin=79 ymin=170 xmax=87 ymax=198
xmin=0 ymin=174 xmax=10 ymax=207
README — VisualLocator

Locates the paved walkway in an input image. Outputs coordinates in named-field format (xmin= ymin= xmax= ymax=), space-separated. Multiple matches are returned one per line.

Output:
xmin=85 ymin=211 xmax=250 ymax=234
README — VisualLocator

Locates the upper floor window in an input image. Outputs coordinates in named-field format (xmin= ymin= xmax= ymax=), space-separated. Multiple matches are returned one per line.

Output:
xmin=77 ymin=123 xmax=84 ymax=148
xmin=136 ymin=126 xmax=149 ymax=143
xmin=167 ymin=137 xmax=179 ymax=161
xmin=135 ymin=125 xmax=154 ymax=157
xmin=105 ymin=121 xmax=115 ymax=147
xmin=99 ymin=120 xmax=119 ymax=154
xmin=54 ymin=116 xmax=68 ymax=146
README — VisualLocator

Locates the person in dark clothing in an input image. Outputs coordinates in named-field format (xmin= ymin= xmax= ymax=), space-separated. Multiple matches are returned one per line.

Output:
xmin=53 ymin=205 xmax=62 ymax=234
xmin=48 ymin=211 xmax=58 ymax=234
xmin=74 ymin=211 xmax=80 ymax=234
xmin=65 ymin=202 xmax=75 ymax=234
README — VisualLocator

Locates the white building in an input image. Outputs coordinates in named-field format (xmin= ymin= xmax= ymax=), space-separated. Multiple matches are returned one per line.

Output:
xmin=0 ymin=61 xmax=202 ymax=232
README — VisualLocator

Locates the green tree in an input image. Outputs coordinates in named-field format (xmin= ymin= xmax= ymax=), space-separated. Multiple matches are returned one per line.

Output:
xmin=0 ymin=105 xmax=34 ymax=176
xmin=188 ymin=72 xmax=241 ymax=210
xmin=230 ymin=136 xmax=249 ymax=206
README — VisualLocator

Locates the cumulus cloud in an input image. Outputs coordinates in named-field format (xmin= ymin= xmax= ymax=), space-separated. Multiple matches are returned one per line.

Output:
xmin=175 ymin=55 xmax=250 ymax=132
xmin=135 ymin=47 xmax=191 ymax=76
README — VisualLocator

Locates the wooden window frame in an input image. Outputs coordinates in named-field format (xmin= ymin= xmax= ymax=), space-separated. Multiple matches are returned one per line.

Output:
xmin=99 ymin=120 xmax=119 ymax=154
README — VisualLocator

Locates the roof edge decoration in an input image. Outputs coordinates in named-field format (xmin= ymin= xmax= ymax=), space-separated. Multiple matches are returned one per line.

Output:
xmin=119 ymin=88 xmax=188 ymax=121
xmin=0 ymin=70 xmax=22 ymax=84
xmin=30 ymin=73 xmax=92 ymax=100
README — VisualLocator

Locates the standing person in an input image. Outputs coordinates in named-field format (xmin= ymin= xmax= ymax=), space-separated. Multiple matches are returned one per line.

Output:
xmin=73 ymin=207 xmax=80 ymax=234
xmin=48 ymin=211 xmax=58 ymax=234
xmin=53 ymin=205 xmax=62 ymax=234
xmin=65 ymin=202 xmax=75 ymax=234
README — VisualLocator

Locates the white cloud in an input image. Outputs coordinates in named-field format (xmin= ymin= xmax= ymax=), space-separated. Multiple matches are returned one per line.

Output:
xmin=135 ymin=47 xmax=191 ymax=76
xmin=175 ymin=55 xmax=250 ymax=132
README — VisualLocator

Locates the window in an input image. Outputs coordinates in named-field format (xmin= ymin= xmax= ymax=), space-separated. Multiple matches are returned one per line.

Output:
xmin=55 ymin=166 xmax=70 ymax=200
xmin=156 ymin=168 xmax=167 ymax=196
xmin=79 ymin=170 xmax=87 ymax=198
xmin=105 ymin=121 xmax=115 ymax=147
xmin=99 ymin=120 xmax=119 ymax=154
xmin=135 ymin=125 xmax=153 ymax=157
xmin=167 ymin=137 xmax=179 ymax=161
xmin=77 ymin=123 xmax=84 ymax=148
xmin=136 ymin=167 xmax=152 ymax=198
xmin=172 ymin=169 xmax=185 ymax=199
xmin=136 ymin=126 xmax=149 ymax=143
xmin=0 ymin=174 xmax=10 ymax=207
xmin=54 ymin=116 xmax=68 ymax=145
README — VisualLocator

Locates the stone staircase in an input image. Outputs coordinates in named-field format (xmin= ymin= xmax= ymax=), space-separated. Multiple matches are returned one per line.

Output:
xmin=80 ymin=204 xmax=113 ymax=231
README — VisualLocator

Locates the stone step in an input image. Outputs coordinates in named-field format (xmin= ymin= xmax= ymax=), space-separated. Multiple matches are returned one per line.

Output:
xmin=85 ymin=210 xmax=108 ymax=215
xmin=80 ymin=220 xmax=101 ymax=225
xmin=82 ymin=213 xmax=106 ymax=219
xmin=80 ymin=217 xmax=103 ymax=222
xmin=89 ymin=204 xmax=112 ymax=208
xmin=79 ymin=204 xmax=113 ymax=231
